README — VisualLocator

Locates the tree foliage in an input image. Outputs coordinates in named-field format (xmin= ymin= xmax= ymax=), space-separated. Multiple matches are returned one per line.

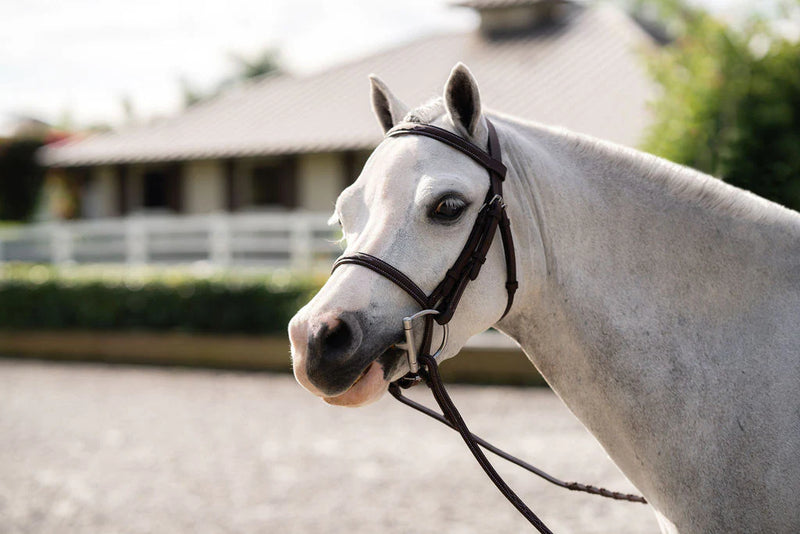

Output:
xmin=640 ymin=0 xmax=800 ymax=211
xmin=181 ymin=47 xmax=282 ymax=108
xmin=226 ymin=49 xmax=282 ymax=82
xmin=0 ymin=139 xmax=45 ymax=221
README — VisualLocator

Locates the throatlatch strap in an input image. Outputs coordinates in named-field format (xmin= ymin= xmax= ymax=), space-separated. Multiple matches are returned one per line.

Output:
xmin=485 ymin=120 xmax=518 ymax=318
xmin=499 ymin=210 xmax=518 ymax=317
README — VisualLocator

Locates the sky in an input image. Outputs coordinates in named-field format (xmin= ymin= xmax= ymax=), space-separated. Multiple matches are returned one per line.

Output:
xmin=0 ymin=0 xmax=760 ymax=132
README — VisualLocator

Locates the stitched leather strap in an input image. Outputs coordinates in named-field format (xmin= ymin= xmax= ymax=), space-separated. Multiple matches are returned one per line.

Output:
xmin=429 ymin=195 xmax=505 ymax=323
xmin=387 ymin=123 xmax=508 ymax=178
xmin=418 ymin=354 xmax=555 ymax=534
xmin=333 ymin=253 xmax=428 ymax=308
xmin=485 ymin=120 xmax=518 ymax=318
xmin=499 ymin=209 xmax=519 ymax=317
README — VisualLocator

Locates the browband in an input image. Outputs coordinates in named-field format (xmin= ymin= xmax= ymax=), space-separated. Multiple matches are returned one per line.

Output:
xmin=386 ymin=123 xmax=508 ymax=178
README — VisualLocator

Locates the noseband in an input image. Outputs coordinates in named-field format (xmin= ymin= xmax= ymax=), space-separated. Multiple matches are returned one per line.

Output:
xmin=330 ymin=119 xmax=644 ymax=533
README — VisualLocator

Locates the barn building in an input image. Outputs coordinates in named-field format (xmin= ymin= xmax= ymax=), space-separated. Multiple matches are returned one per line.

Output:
xmin=41 ymin=0 xmax=658 ymax=221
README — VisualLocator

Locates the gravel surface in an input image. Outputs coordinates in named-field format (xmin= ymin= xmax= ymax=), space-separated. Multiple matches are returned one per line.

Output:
xmin=0 ymin=359 xmax=660 ymax=533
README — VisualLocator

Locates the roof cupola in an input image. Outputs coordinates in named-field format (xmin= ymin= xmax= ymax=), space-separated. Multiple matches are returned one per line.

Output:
xmin=453 ymin=0 xmax=575 ymax=37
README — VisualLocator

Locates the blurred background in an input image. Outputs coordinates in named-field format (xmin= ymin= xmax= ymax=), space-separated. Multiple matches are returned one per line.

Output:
xmin=1 ymin=0 xmax=798 ymax=532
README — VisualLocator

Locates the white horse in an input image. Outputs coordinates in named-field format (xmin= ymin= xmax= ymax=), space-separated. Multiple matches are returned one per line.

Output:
xmin=289 ymin=63 xmax=800 ymax=533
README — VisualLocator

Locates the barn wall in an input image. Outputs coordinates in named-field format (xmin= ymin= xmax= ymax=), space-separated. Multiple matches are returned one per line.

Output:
xmin=183 ymin=160 xmax=225 ymax=214
xmin=297 ymin=153 xmax=345 ymax=213
xmin=82 ymin=165 xmax=119 ymax=218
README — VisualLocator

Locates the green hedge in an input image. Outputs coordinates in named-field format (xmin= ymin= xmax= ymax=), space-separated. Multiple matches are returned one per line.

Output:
xmin=0 ymin=264 xmax=321 ymax=334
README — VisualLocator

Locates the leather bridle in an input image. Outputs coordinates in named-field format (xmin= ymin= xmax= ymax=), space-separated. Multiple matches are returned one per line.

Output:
xmin=331 ymin=119 xmax=645 ymax=533
xmin=334 ymin=121 xmax=516 ymax=326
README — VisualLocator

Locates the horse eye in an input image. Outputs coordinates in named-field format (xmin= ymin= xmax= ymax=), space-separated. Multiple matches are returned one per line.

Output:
xmin=431 ymin=196 xmax=467 ymax=221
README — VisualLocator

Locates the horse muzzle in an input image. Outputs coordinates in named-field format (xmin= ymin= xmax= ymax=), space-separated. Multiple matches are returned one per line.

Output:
xmin=289 ymin=309 xmax=401 ymax=406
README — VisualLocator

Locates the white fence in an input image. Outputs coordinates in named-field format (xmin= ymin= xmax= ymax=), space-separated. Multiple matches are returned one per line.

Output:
xmin=0 ymin=212 xmax=342 ymax=270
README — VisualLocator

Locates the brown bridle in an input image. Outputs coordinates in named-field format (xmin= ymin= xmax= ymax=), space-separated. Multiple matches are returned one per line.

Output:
xmin=331 ymin=119 xmax=645 ymax=533
xmin=334 ymin=120 xmax=517 ymax=326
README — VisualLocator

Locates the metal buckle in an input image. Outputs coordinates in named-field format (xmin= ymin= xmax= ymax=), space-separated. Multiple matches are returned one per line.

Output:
xmin=395 ymin=309 xmax=449 ymax=373
xmin=488 ymin=193 xmax=505 ymax=209
xmin=476 ymin=194 xmax=505 ymax=216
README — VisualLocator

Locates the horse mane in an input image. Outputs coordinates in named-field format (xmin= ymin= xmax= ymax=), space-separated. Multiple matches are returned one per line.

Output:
xmin=491 ymin=111 xmax=800 ymax=229
xmin=569 ymin=129 xmax=800 ymax=227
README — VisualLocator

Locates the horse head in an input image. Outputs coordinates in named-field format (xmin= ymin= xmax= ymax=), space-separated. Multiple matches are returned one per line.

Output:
xmin=289 ymin=64 xmax=517 ymax=407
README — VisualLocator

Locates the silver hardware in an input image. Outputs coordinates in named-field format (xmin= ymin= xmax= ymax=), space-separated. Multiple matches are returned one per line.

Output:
xmin=397 ymin=309 xmax=449 ymax=373
xmin=489 ymin=193 xmax=505 ymax=208
xmin=478 ymin=194 xmax=505 ymax=213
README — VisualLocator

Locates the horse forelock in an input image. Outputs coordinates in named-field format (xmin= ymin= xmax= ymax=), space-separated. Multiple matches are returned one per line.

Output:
xmin=403 ymin=97 xmax=445 ymax=124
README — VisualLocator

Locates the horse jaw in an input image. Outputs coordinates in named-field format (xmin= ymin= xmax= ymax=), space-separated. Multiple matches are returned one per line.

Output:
xmin=288 ymin=272 xmax=409 ymax=407
xmin=289 ymin=319 xmax=391 ymax=407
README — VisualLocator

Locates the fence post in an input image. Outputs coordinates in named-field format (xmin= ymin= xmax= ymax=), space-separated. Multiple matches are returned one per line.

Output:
xmin=290 ymin=212 xmax=312 ymax=271
xmin=51 ymin=223 xmax=73 ymax=264
xmin=209 ymin=213 xmax=232 ymax=266
xmin=126 ymin=216 xmax=148 ymax=265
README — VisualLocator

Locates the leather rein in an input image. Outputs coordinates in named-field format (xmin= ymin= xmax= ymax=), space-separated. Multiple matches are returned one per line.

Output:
xmin=331 ymin=119 xmax=645 ymax=533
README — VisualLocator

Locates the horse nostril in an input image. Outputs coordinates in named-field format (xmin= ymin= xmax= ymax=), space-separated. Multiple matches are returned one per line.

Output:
xmin=308 ymin=314 xmax=360 ymax=365
xmin=324 ymin=320 xmax=352 ymax=352
xmin=305 ymin=311 xmax=365 ymax=395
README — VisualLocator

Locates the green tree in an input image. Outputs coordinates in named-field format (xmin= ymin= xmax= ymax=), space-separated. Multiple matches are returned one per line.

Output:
xmin=226 ymin=48 xmax=282 ymax=82
xmin=640 ymin=0 xmax=800 ymax=211
xmin=181 ymin=47 xmax=282 ymax=108
xmin=180 ymin=76 xmax=206 ymax=108
xmin=0 ymin=139 xmax=46 ymax=221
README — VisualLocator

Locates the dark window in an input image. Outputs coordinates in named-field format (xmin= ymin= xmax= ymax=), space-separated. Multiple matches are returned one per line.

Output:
xmin=251 ymin=158 xmax=296 ymax=208
xmin=143 ymin=170 xmax=168 ymax=208
xmin=141 ymin=164 xmax=182 ymax=212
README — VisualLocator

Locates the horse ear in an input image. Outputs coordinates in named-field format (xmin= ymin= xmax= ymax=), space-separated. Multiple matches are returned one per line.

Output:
xmin=444 ymin=63 xmax=484 ymax=139
xmin=369 ymin=75 xmax=408 ymax=133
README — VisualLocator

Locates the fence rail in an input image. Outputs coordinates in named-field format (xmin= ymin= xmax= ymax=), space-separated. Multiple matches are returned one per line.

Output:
xmin=0 ymin=212 xmax=342 ymax=269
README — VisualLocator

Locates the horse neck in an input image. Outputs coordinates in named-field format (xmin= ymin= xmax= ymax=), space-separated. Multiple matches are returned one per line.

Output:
xmin=495 ymin=113 xmax=800 ymax=443
xmin=489 ymin=115 xmax=800 ymax=528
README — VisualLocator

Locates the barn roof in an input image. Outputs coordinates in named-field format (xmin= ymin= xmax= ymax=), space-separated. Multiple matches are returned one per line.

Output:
xmin=42 ymin=3 xmax=656 ymax=167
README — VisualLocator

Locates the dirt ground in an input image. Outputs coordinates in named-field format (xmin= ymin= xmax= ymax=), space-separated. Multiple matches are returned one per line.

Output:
xmin=0 ymin=359 xmax=660 ymax=533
